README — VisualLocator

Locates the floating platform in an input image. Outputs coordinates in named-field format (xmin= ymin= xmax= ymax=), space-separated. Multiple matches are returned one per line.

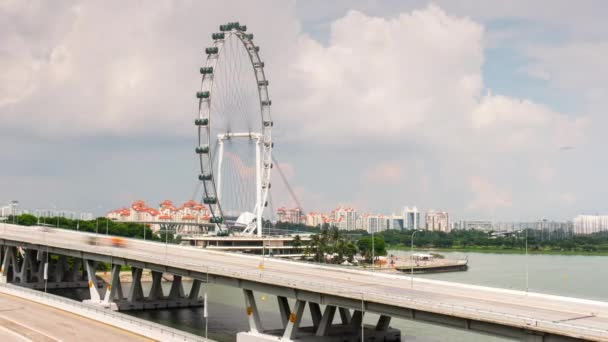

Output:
xmin=394 ymin=259 xmax=468 ymax=274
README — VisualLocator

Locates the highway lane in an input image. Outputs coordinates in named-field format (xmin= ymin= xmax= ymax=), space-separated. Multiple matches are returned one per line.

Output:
xmin=2 ymin=224 xmax=608 ymax=341
xmin=0 ymin=292 xmax=150 ymax=342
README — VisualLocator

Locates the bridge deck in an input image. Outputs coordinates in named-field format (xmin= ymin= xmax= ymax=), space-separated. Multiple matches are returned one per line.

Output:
xmin=2 ymin=224 xmax=608 ymax=341
xmin=0 ymin=292 xmax=150 ymax=341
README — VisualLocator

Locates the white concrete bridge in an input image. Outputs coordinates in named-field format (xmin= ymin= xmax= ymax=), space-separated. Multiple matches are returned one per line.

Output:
xmin=1 ymin=223 xmax=607 ymax=342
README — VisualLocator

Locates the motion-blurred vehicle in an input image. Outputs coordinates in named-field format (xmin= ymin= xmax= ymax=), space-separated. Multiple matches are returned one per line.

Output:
xmin=86 ymin=235 xmax=97 ymax=245
xmin=110 ymin=237 xmax=126 ymax=248
xmin=84 ymin=235 xmax=127 ymax=248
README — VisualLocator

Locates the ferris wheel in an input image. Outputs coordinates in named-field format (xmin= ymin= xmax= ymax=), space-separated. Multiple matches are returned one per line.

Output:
xmin=195 ymin=22 xmax=273 ymax=236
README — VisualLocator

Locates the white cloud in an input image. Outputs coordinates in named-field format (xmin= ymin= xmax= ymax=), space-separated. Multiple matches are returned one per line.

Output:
xmin=470 ymin=94 xmax=586 ymax=152
xmin=467 ymin=176 xmax=512 ymax=214
xmin=0 ymin=1 xmax=597 ymax=219
xmin=361 ymin=161 xmax=404 ymax=185
xmin=280 ymin=5 xmax=484 ymax=143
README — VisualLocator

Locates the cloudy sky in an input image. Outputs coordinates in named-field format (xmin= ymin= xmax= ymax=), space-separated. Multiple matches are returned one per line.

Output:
xmin=1 ymin=0 xmax=607 ymax=221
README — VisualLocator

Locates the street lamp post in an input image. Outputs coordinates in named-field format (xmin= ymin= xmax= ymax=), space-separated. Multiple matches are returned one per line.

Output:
xmin=410 ymin=229 xmax=419 ymax=288
xmin=525 ymin=228 xmax=529 ymax=293
xmin=371 ymin=228 xmax=375 ymax=271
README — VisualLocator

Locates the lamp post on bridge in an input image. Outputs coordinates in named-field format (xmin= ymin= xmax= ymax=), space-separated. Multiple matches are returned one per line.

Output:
xmin=524 ymin=228 xmax=529 ymax=293
xmin=371 ymin=227 xmax=375 ymax=272
xmin=410 ymin=229 xmax=420 ymax=288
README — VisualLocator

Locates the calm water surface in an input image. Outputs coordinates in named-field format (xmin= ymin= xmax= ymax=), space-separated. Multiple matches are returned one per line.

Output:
xmin=55 ymin=252 xmax=608 ymax=341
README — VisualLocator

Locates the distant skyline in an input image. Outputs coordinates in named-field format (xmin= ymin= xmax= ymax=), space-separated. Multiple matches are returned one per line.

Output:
xmin=2 ymin=1 xmax=608 ymax=221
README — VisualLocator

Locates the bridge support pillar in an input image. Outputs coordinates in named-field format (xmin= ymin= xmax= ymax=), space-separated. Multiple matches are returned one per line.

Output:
xmin=309 ymin=302 xmax=322 ymax=329
xmin=376 ymin=315 xmax=391 ymax=332
xmin=236 ymin=291 xmax=401 ymax=342
xmin=0 ymin=246 xmax=16 ymax=284
xmin=84 ymin=265 xmax=204 ymax=311
xmin=0 ymin=246 xmax=90 ymax=289
xmin=243 ymin=289 xmax=263 ymax=333
xmin=85 ymin=260 xmax=102 ymax=303
xmin=278 ymin=296 xmax=290 ymax=329
xmin=315 ymin=305 xmax=336 ymax=337
xmin=282 ymin=300 xmax=305 ymax=340
xmin=339 ymin=307 xmax=352 ymax=325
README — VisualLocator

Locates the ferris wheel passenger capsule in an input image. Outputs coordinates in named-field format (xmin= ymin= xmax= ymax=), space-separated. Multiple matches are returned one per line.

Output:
xmin=195 ymin=118 xmax=209 ymax=126
xmin=203 ymin=197 xmax=218 ymax=204
xmin=198 ymin=174 xmax=213 ymax=181
xmin=195 ymin=146 xmax=210 ymax=154
xmin=200 ymin=67 xmax=214 ymax=74
xmin=210 ymin=216 xmax=223 ymax=224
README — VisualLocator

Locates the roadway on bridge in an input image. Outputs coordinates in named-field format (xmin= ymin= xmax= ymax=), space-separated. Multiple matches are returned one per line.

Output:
xmin=2 ymin=224 xmax=608 ymax=341
xmin=0 ymin=292 xmax=150 ymax=342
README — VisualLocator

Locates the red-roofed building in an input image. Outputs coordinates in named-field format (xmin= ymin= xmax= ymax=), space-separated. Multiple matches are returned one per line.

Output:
xmin=106 ymin=199 xmax=211 ymax=232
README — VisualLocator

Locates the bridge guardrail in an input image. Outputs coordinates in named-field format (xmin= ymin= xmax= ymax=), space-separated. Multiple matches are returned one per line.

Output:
xmin=2 ymin=223 xmax=607 ymax=341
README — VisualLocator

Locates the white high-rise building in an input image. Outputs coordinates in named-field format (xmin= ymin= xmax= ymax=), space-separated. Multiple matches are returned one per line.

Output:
xmin=573 ymin=215 xmax=608 ymax=235
xmin=305 ymin=212 xmax=324 ymax=227
xmin=403 ymin=206 xmax=420 ymax=230
xmin=425 ymin=210 xmax=450 ymax=232
xmin=332 ymin=206 xmax=357 ymax=230
xmin=0 ymin=201 xmax=19 ymax=217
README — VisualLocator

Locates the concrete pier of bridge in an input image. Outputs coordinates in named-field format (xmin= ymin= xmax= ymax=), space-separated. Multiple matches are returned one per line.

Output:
xmin=0 ymin=245 xmax=205 ymax=311
xmin=237 ymin=289 xmax=401 ymax=342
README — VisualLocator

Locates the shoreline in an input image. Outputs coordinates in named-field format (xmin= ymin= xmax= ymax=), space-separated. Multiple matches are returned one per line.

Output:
xmin=387 ymin=245 xmax=608 ymax=256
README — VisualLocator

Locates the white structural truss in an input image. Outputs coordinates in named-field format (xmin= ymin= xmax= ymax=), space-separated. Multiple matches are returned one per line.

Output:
xmin=195 ymin=22 xmax=272 ymax=237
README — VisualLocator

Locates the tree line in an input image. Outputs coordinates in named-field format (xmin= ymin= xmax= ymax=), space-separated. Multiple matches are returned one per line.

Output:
xmin=376 ymin=228 xmax=608 ymax=253
xmin=6 ymin=214 xmax=178 ymax=243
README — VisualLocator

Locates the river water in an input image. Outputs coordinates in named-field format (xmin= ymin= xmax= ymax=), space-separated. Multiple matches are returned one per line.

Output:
xmin=53 ymin=252 xmax=608 ymax=341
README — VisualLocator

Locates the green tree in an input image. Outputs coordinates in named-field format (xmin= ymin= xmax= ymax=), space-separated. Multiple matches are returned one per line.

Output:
xmin=357 ymin=236 xmax=387 ymax=262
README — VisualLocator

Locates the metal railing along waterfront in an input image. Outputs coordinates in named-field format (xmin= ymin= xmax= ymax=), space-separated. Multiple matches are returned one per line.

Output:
xmin=2 ymin=223 xmax=607 ymax=341
xmin=0 ymin=282 xmax=209 ymax=342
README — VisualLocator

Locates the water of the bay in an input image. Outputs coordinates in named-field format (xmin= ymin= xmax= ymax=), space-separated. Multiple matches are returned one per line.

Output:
xmin=54 ymin=252 xmax=608 ymax=341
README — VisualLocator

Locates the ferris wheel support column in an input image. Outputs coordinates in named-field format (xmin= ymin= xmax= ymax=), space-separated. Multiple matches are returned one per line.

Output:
xmin=255 ymin=138 xmax=262 ymax=237
xmin=216 ymin=139 xmax=225 ymax=202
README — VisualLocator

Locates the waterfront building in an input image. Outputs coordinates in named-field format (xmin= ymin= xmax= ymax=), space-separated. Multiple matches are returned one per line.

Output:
xmin=107 ymin=200 xmax=211 ymax=231
xmin=361 ymin=214 xmax=388 ymax=234
xmin=573 ymin=215 xmax=608 ymax=235
xmin=535 ymin=219 xmax=573 ymax=233
xmin=452 ymin=220 xmax=493 ymax=231
xmin=403 ymin=206 xmax=421 ymax=230
xmin=425 ymin=210 xmax=450 ymax=232
xmin=276 ymin=207 xmax=303 ymax=224
xmin=331 ymin=206 xmax=357 ymax=230
xmin=304 ymin=212 xmax=325 ymax=227
xmin=389 ymin=214 xmax=405 ymax=230
xmin=0 ymin=201 xmax=20 ymax=217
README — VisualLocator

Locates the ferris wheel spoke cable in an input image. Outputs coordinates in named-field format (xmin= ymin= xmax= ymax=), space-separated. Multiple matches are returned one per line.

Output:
xmin=272 ymin=153 xmax=304 ymax=215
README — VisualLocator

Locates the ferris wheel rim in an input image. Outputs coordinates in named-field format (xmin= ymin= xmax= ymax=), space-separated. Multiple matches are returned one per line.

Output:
xmin=195 ymin=23 xmax=273 ymax=228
